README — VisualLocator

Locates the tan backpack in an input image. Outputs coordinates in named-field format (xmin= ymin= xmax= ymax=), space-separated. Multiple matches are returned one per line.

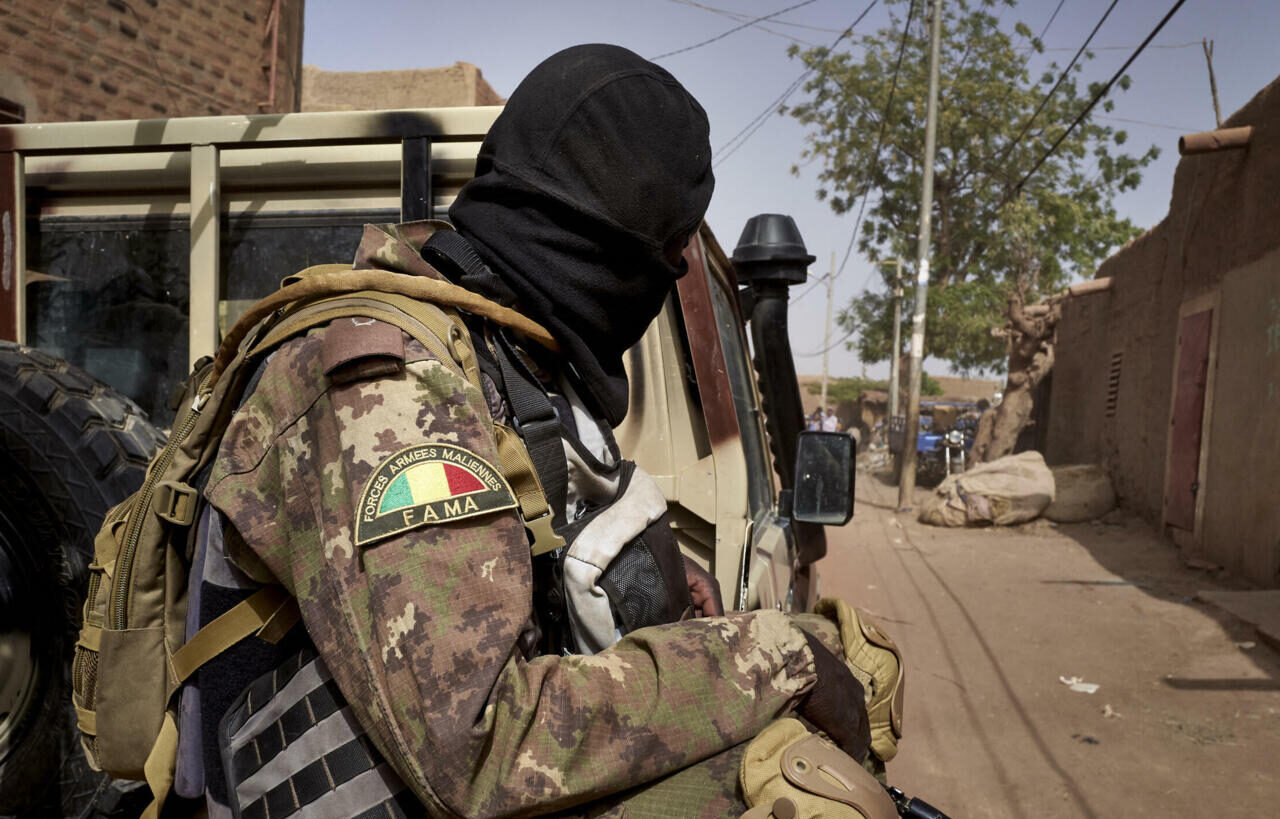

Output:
xmin=73 ymin=265 xmax=562 ymax=815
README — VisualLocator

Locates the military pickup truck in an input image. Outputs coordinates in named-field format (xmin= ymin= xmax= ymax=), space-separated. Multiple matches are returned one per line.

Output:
xmin=0 ymin=107 xmax=851 ymax=816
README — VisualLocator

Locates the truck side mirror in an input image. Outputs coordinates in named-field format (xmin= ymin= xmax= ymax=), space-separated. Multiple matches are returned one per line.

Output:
xmin=792 ymin=431 xmax=855 ymax=526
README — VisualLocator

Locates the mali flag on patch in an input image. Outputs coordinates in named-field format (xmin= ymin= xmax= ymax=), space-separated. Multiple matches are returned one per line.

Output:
xmin=355 ymin=443 xmax=517 ymax=547
xmin=380 ymin=461 xmax=487 ymax=512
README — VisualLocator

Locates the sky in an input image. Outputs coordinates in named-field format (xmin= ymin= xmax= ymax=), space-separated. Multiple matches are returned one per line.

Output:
xmin=304 ymin=0 xmax=1280 ymax=379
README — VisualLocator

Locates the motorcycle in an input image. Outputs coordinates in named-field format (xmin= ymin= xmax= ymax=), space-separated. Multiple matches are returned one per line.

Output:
xmin=896 ymin=414 xmax=972 ymax=486
xmin=913 ymin=422 xmax=973 ymax=486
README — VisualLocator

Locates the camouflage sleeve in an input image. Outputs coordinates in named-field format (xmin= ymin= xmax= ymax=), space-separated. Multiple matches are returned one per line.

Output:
xmin=206 ymin=329 xmax=820 ymax=818
xmin=791 ymin=612 xmax=844 ymax=655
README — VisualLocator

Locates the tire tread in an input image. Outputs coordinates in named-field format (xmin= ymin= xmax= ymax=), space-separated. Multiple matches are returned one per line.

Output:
xmin=0 ymin=342 xmax=163 ymax=818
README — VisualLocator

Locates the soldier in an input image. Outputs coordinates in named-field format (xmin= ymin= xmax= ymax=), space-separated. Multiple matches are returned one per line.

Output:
xmin=199 ymin=44 xmax=879 ymax=817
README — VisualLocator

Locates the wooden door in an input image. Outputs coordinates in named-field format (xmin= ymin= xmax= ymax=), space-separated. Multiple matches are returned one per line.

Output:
xmin=1164 ymin=309 xmax=1214 ymax=530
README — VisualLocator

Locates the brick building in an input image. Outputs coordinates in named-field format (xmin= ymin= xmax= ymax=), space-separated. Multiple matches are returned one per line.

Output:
xmin=301 ymin=62 xmax=503 ymax=111
xmin=0 ymin=0 xmax=305 ymax=123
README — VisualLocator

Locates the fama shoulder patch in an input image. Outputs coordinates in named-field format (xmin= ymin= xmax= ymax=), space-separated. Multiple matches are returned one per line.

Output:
xmin=355 ymin=443 xmax=517 ymax=547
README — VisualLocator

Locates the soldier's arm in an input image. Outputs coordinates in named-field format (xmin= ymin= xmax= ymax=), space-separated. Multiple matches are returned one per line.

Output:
xmin=207 ymin=331 xmax=822 ymax=818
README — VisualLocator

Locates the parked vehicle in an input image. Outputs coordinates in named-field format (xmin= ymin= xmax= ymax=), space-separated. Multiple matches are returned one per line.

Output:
xmin=0 ymin=107 xmax=851 ymax=815
xmin=888 ymin=405 xmax=978 ymax=486
xmin=916 ymin=425 xmax=971 ymax=485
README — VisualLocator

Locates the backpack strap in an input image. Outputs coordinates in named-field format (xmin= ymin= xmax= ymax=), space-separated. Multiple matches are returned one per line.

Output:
xmin=135 ymin=586 xmax=299 ymax=819
xmin=249 ymin=292 xmax=477 ymax=389
xmin=492 ymin=330 xmax=570 ymax=532
xmin=492 ymin=424 xmax=562 ymax=556
xmin=139 ymin=712 xmax=178 ymax=819
xmin=212 ymin=266 xmax=560 ymax=384
xmin=421 ymin=231 xmax=571 ymax=541
xmin=169 ymin=586 xmax=299 ymax=685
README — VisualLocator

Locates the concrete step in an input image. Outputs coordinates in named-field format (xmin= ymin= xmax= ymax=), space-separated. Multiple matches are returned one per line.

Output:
xmin=1196 ymin=589 xmax=1280 ymax=651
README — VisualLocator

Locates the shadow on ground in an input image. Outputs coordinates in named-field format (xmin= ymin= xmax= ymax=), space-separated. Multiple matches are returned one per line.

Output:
xmin=841 ymin=466 xmax=1280 ymax=818
xmin=1046 ymin=510 xmax=1280 ymax=690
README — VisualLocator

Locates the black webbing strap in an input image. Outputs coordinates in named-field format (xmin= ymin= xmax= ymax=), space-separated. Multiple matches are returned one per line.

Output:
xmin=422 ymin=228 xmax=490 ymax=279
xmin=493 ymin=331 xmax=569 ymax=530
xmin=422 ymin=230 xmax=570 ymax=531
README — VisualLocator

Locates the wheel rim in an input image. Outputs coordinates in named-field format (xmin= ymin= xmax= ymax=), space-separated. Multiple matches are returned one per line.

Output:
xmin=0 ymin=502 xmax=50 ymax=763
xmin=0 ymin=631 xmax=38 ymax=758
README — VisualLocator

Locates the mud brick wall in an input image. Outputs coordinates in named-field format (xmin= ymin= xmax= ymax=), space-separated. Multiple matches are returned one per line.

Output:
xmin=1048 ymin=74 xmax=1280 ymax=586
xmin=0 ymin=0 xmax=304 ymax=123
xmin=1044 ymin=288 xmax=1112 ymax=467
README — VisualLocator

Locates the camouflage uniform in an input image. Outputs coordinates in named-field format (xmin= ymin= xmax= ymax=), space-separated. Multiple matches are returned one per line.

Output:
xmin=206 ymin=223 xmax=845 ymax=818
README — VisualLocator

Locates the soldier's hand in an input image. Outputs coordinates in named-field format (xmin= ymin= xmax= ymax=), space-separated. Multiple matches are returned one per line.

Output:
xmin=684 ymin=560 xmax=724 ymax=617
xmin=798 ymin=632 xmax=872 ymax=762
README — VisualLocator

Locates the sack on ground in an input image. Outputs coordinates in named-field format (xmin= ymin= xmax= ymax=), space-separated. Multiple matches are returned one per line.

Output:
xmin=1044 ymin=464 xmax=1115 ymax=523
xmin=919 ymin=451 xmax=1054 ymax=527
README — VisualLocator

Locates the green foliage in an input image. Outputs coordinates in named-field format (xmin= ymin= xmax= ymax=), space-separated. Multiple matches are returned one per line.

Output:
xmin=786 ymin=0 xmax=1157 ymax=373
xmin=806 ymin=372 xmax=944 ymax=403
xmin=806 ymin=376 xmax=886 ymax=404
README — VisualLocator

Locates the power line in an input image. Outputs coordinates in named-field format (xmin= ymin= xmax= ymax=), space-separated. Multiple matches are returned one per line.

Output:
xmin=649 ymin=0 xmax=820 ymax=60
xmin=963 ymin=0 xmax=1124 ymax=215
xmin=1013 ymin=0 xmax=1190 ymax=196
xmin=714 ymin=73 xmax=810 ymax=167
xmin=790 ymin=277 xmax=823 ymax=304
xmin=799 ymin=0 xmax=1073 ymax=356
xmin=713 ymin=0 xmax=878 ymax=167
xmin=664 ymin=0 xmax=822 ymax=43
xmin=803 ymin=0 xmax=1066 ymax=309
xmin=796 ymin=0 xmax=1084 ymax=326
xmin=802 ymin=2 xmax=1195 ymax=357
xmin=985 ymin=0 xmax=1069 ymax=127
xmin=797 ymin=327 xmax=856 ymax=357
xmin=795 ymin=256 xmax=898 ymax=354
xmin=1037 ymin=0 xmax=1069 ymax=41
xmin=668 ymin=0 xmax=845 ymax=34
xmin=830 ymin=0 xmax=913 ymax=288
xmin=791 ymin=0 xmax=912 ymax=305
xmin=996 ymin=0 xmax=1119 ymax=172
xmin=1096 ymin=114 xmax=1201 ymax=132
xmin=1041 ymin=40 xmax=1201 ymax=52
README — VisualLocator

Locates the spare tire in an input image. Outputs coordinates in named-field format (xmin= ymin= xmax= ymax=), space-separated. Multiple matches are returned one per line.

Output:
xmin=0 ymin=342 xmax=164 ymax=818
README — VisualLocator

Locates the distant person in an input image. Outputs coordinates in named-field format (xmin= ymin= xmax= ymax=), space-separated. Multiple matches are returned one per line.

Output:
xmin=808 ymin=408 xmax=823 ymax=431
xmin=822 ymin=406 xmax=839 ymax=432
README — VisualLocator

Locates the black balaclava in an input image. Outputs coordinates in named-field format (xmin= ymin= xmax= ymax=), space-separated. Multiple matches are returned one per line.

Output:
xmin=447 ymin=44 xmax=714 ymax=427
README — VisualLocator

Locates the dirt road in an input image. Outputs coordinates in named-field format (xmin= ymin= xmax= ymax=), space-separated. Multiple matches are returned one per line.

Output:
xmin=819 ymin=472 xmax=1280 ymax=818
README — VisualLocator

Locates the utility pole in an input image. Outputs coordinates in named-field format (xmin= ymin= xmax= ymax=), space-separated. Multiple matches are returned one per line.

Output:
xmin=885 ymin=258 xmax=904 ymax=420
xmin=820 ymin=251 xmax=836 ymax=412
xmin=897 ymin=0 xmax=943 ymax=511
xmin=1202 ymin=38 xmax=1222 ymax=128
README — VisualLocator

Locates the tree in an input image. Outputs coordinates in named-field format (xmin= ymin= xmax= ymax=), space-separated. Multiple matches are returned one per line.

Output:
xmin=806 ymin=373 xmax=944 ymax=405
xmin=786 ymin=0 xmax=1158 ymax=375
xmin=970 ymin=288 xmax=1061 ymax=462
